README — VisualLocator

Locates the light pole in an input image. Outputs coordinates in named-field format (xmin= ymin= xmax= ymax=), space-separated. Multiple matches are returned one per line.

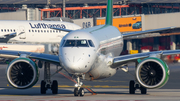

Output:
xmin=63 ymin=0 xmax=66 ymax=17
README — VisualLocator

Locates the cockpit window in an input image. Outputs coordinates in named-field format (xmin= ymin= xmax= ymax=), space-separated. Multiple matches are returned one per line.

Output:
xmin=60 ymin=40 xmax=66 ymax=47
xmin=64 ymin=40 xmax=89 ymax=47
xmin=64 ymin=40 xmax=76 ymax=47
xmin=88 ymin=40 xmax=95 ymax=47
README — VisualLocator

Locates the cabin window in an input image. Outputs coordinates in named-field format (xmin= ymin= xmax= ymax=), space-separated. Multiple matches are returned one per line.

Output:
xmin=88 ymin=40 xmax=95 ymax=47
xmin=10 ymin=29 xmax=12 ymax=32
xmin=44 ymin=30 xmax=46 ymax=33
xmin=4 ymin=29 xmax=6 ymax=32
xmin=7 ymin=29 xmax=9 ymax=32
xmin=1 ymin=29 xmax=3 ymax=32
xmin=32 ymin=30 xmax=34 ymax=32
xmin=29 ymin=30 xmax=31 ymax=32
xmin=14 ymin=29 xmax=15 ymax=32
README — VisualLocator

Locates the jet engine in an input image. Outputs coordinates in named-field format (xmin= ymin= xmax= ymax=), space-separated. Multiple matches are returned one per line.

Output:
xmin=6 ymin=58 xmax=39 ymax=89
xmin=136 ymin=57 xmax=169 ymax=89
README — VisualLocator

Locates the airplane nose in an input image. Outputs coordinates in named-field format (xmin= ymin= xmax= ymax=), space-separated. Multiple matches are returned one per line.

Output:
xmin=61 ymin=52 xmax=92 ymax=74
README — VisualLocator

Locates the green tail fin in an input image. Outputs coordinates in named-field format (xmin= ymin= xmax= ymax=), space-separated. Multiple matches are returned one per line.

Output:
xmin=105 ymin=0 xmax=113 ymax=25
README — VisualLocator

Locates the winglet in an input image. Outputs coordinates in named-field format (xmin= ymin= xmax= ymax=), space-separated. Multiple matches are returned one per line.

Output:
xmin=105 ymin=0 xmax=113 ymax=25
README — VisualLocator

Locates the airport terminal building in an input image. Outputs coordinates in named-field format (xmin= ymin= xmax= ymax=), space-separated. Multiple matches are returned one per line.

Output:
xmin=1 ymin=0 xmax=180 ymax=55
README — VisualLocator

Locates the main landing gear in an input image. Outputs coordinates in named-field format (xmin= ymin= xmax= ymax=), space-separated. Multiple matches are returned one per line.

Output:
xmin=40 ymin=62 xmax=59 ymax=94
xmin=129 ymin=80 xmax=147 ymax=94
xmin=74 ymin=77 xmax=85 ymax=96
xmin=120 ymin=64 xmax=147 ymax=94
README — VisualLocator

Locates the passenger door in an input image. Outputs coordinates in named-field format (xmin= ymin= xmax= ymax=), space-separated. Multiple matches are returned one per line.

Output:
xmin=19 ymin=26 xmax=26 ymax=39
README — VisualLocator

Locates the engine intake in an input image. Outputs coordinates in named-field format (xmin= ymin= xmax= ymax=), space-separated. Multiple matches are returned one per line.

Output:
xmin=6 ymin=58 xmax=39 ymax=89
xmin=136 ymin=57 xmax=169 ymax=89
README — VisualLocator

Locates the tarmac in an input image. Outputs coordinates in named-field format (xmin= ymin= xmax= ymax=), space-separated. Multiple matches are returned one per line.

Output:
xmin=0 ymin=88 xmax=180 ymax=101
xmin=0 ymin=63 xmax=180 ymax=100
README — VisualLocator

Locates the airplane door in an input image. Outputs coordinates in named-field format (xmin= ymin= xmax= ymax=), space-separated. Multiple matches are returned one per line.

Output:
xmin=19 ymin=26 xmax=26 ymax=39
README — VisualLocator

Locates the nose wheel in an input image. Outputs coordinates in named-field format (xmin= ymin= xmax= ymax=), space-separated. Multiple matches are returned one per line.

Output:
xmin=74 ymin=77 xmax=84 ymax=96
xmin=74 ymin=88 xmax=84 ymax=96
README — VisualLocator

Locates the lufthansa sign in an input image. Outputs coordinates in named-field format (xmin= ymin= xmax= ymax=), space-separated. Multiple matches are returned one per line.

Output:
xmin=29 ymin=23 xmax=66 ymax=29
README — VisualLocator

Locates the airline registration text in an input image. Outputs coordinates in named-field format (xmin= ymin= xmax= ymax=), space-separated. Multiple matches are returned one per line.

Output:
xmin=29 ymin=23 xmax=66 ymax=29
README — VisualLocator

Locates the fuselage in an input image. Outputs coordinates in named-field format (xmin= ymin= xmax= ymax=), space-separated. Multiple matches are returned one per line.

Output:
xmin=0 ymin=20 xmax=81 ymax=43
xmin=59 ymin=25 xmax=123 ymax=80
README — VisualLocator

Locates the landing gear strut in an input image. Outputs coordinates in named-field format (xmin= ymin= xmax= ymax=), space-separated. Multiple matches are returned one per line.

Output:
xmin=129 ymin=80 xmax=147 ymax=94
xmin=40 ymin=62 xmax=58 ymax=94
xmin=74 ymin=77 xmax=84 ymax=96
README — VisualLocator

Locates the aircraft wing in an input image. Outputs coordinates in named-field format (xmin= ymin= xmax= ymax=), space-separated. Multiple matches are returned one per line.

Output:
xmin=0 ymin=32 xmax=17 ymax=38
xmin=0 ymin=50 xmax=60 ymax=65
xmin=111 ymin=50 xmax=180 ymax=68
xmin=122 ymin=27 xmax=176 ymax=38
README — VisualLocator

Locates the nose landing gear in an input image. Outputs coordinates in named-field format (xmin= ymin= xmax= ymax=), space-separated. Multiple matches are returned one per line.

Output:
xmin=74 ymin=77 xmax=85 ymax=96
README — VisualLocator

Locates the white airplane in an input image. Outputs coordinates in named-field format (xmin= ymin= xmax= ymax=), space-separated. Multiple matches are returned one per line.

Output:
xmin=0 ymin=20 xmax=81 ymax=43
xmin=0 ymin=0 xmax=179 ymax=97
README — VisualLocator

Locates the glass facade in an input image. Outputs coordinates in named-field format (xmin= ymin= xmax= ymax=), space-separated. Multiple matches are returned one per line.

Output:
xmin=1 ymin=3 xmax=180 ymax=19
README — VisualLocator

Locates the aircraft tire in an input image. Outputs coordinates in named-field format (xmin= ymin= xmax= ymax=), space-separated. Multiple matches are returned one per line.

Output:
xmin=74 ymin=88 xmax=79 ymax=96
xmin=51 ymin=80 xmax=58 ymax=94
xmin=41 ymin=80 xmax=46 ymax=94
xmin=129 ymin=80 xmax=135 ymax=94
xmin=79 ymin=88 xmax=85 ymax=96
xmin=140 ymin=85 xmax=147 ymax=94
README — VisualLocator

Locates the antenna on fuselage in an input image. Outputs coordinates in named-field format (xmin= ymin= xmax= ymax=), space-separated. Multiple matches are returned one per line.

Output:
xmin=105 ymin=0 xmax=113 ymax=25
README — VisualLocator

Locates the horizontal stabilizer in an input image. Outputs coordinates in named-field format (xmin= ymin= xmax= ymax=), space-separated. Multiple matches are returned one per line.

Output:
xmin=51 ymin=27 xmax=73 ymax=32
xmin=122 ymin=26 xmax=176 ymax=38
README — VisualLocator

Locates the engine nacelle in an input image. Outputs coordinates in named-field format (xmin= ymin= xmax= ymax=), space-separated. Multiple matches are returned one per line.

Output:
xmin=6 ymin=58 xmax=39 ymax=89
xmin=136 ymin=57 xmax=169 ymax=89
